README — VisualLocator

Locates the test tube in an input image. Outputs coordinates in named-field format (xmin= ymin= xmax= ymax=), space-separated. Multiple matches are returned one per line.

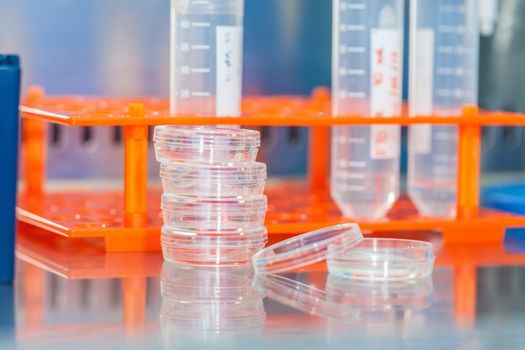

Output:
xmin=331 ymin=0 xmax=404 ymax=219
xmin=170 ymin=0 xmax=244 ymax=116
xmin=408 ymin=0 xmax=479 ymax=218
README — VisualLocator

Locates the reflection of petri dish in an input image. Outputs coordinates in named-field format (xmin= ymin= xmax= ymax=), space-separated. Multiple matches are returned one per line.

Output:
xmin=253 ymin=274 xmax=359 ymax=322
xmin=326 ymin=274 xmax=434 ymax=312
xmin=327 ymin=238 xmax=435 ymax=281
xmin=161 ymin=263 xmax=261 ymax=302
xmin=160 ymin=262 xmax=266 ymax=340
xmin=252 ymin=224 xmax=363 ymax=274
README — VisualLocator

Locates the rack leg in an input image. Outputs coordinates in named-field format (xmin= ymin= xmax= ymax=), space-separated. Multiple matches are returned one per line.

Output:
xmin=22 ymin=87 xmax=47 ymax=198
xmin=23 ymin=119 xmax=46 ymax=197
xmin=308 ymin=88 xmax=331 ymax=193
xmin=457 ymin=106 xmax=481 ymax=220
xmin=309 ymin=126 xmax=330 ymax=192
xmin=123 ymin=125 xmax=148 ymax=228
xmin=106 ymin=104 xmax=149 ymax=252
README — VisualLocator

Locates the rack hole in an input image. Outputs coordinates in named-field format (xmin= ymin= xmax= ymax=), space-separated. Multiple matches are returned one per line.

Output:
xmin=148 ymin=126 xmax=154 ymax=143
xmin=502 ymin=126 xmax=521 ymax=148
xmin=287 ymin=127 xmax=302 ymax=146
xmin=113 ymin=126 xmax=123 ymax=145
xmin=260 ymin=126 xmax=271 ymax=145
xmin=51 ymin=124 xmax=62 ymax=146
xmin=82 ymin=126 xmax=93 ymax=144
xmin=482 ymin=127 xmax=496 ymax=150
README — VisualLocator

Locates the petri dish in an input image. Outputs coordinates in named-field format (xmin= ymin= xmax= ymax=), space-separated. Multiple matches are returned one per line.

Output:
xmin=160 ymin=162 xmax=266 ymax=198
xmin=161 ymin=194 xmax=267 ymax=231
xmin=161 ymin=227 xmax=268 ymax=248
xmin=252 ymin=224 xmax=363 ymax=274
xmin=154 ymin=126 xmax=260 ymax=164
xmin=327 ymin=238 xmax=435 ymax=281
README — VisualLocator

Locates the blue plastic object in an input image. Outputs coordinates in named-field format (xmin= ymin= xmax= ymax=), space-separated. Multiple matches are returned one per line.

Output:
xmin=482 ymin=183 xmax=525 ymax=246
xmin=0 ymin=55 xmax=21 ymax=284
xmin=0 ymin=285 xmax=15 ymax=345
xmin=482 ymin=183 xmax=525 ymax=215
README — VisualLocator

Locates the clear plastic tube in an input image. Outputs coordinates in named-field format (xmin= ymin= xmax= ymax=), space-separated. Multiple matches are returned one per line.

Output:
xmin=170 ymin=0 xmax=244 ymax=116
xmin=408 ymin=0 xmax=479 ymax=218
xmin=331 ymin=0 xmax=404 ymax=219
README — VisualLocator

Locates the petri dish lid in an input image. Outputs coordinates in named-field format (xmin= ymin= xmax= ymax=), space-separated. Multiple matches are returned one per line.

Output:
xmin=252 ymin=224 xmax=363 ymax=274
xmin=161 ymin=229 xmax=268 ymax=248
xmin=162 ymin=194 xmax=268 ymax=214
xmin=162 ymin=226 xmax=268 ymax=237
xmin=154 ymin=126 xmax=261 ymax=149
xmin=160 ymin=162 xmax=267 ymax=182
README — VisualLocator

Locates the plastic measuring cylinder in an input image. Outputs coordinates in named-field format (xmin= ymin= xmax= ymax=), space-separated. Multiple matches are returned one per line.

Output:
xmin=331 ymin=0 xmax=404 ymax=219
xmin=170 ymin=0 xmax=244 ymax=116
xmin=408 ymin=0 xmax=479 ymax=218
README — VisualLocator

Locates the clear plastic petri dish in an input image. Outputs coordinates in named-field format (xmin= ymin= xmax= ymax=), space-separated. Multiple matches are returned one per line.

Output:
xmin=162 ymin=242 xmax=266 ymax=265
xmin=154 ymin=126 xmax=260 ymax=164
xmin=161 ymin=195 xmax=267 ymax=231
xmin=161 ymin=227 xmax=268 ymax=248
xmin=162 ymin=226 xmax=268 ymax=237
xmin=160 ymin=162 xmax=267 ymax=198
xmin=327 ymin=238 xmax=435 ymax=281
xmin=251 ymin=224 xmax=363 ymax=274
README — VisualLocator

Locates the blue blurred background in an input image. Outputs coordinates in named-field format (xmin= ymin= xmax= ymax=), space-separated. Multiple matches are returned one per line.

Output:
xmin=0 ymin=0 xmax=524 ymax=177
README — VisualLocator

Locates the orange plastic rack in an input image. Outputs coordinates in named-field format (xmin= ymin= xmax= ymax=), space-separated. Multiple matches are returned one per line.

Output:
xmin=17 ymin=87 xmax=525 ymax=252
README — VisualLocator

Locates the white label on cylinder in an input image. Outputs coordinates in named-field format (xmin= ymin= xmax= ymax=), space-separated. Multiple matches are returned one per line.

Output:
xmin=370 ymin=124 xmax=401 ymax=159
xmin=410 ymin=29 xmax=434 ymax=154
xmin=410 ymin=124 xmax=433 ymax=155
xmin=216 ymin=26 xmax=243 ymax=116
xmin=370 ymin=28 xmax=402 ymax=160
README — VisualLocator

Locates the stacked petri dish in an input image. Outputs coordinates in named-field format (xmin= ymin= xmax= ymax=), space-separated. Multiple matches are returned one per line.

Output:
xmin=154 ymin=125 xmax=268 ymax=265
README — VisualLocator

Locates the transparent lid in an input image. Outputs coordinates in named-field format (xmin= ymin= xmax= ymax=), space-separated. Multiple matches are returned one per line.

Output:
xmin=162 ymin=194 xmax=268 ymax=214
xmin=161 ymin=227 xmax=268 ymax=248
xmin=160 ymin=162 xmax=267 ymax=182
xmin=154 ymin=126 xmax=261 ymax=149
xmin=251 ymin=224 xmax=363 ymax=274
xmin=162 ymin=226 xmax=267 ymax=237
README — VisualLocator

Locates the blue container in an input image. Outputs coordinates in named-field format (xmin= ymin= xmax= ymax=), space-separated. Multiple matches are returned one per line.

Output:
xmin=0 ymin=55 xmax=21 ymax=284
xmin=482 ymin=183 xmax=525 ymax=244
xmin=0 ymin=285 xmax=15 ymax=345
xmin=483 ymin=183 xmax=525 ymax=215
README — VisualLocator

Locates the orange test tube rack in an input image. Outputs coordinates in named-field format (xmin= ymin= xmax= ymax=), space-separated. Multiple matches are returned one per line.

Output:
xmin=16 ymin=87 xmax=525 ymax=252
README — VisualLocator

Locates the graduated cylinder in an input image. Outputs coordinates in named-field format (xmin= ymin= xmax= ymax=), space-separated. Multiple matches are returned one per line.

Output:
xmin=170 ymin=0 xmax=244 ymax=116
xmin=408 ymin=0 xmax=479 ymax=218
xmin=331 ymin=0 xmax=404 ymax=219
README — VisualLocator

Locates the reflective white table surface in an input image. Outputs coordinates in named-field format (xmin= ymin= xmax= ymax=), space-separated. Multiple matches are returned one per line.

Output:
xmin=3 ymin=225 xmax=525 ymax=350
